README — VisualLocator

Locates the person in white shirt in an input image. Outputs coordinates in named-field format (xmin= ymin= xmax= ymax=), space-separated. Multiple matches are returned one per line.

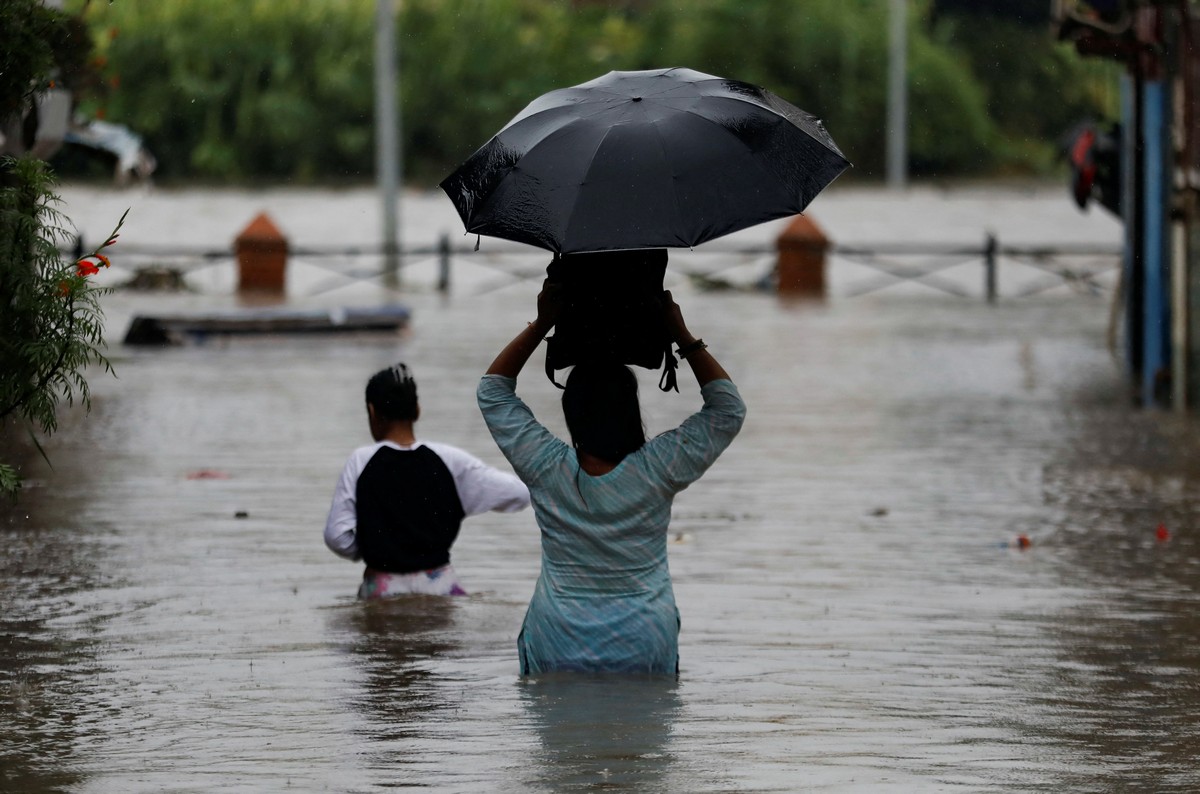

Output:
xmin=324 ymin=363 xmax=530 ymax=598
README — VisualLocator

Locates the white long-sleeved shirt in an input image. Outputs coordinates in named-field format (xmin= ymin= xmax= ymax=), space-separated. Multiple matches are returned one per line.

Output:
xmin=323 ymin=439 xmax=530 ymax=561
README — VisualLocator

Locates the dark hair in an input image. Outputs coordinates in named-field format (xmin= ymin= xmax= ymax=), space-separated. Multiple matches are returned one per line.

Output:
xmin=562 ymin=361 xmax=646 ymax=463
xmin=365 ymin=363 xmax=418 ymax=422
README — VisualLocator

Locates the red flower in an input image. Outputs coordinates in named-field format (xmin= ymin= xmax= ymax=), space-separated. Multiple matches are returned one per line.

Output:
xmin=95 ymin=253 xmax=111 ymax=268
xmin=77 ymin=260 xmax=101 ymax=277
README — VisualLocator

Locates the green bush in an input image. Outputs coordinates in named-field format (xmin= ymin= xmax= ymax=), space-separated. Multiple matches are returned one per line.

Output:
xmin=82 ymin=1 xmax=375 ymax=181
xmin=638 ymin=0 xmax=995 ymax=177
xmin=399 ymin=0 xmax=649 ymax=183
xmin=907 ymin=28 xmax=997 ymax=175
xmin=73 ymin=0 xmax=1118 ymax=185
xmin=928 ymin=14 xmax=1121 ymax=173
xmin=1 ymin=1 xmax=115 ymax=499
xmin=0 ymin=157 xmax=117 ymax=499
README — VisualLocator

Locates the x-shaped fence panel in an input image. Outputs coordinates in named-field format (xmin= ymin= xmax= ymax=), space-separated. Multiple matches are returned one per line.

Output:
xmin=830 ymin=238 xmax=1120 ymax=301
xmin=75 ymin=235 xmax=1122 ymax=303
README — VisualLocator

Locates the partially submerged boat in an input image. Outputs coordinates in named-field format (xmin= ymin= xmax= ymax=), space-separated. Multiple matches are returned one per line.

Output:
xmin=123 ymin=304 xmax=411 ymax=346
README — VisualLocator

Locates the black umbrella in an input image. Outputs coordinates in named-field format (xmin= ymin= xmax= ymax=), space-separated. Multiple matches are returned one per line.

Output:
xmin=439 ymin=67 xmax=850 ymax=254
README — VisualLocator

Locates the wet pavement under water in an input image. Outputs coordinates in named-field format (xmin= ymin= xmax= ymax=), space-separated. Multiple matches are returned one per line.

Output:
xmin=6 ymin=241 xmax=1200 ymax=791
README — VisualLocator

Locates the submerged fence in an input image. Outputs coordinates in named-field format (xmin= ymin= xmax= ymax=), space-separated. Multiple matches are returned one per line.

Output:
xmin=77 ymin=232 xmax=1122 ymax=303
xmin=831 ymin=235 xmax=1121 ymax=302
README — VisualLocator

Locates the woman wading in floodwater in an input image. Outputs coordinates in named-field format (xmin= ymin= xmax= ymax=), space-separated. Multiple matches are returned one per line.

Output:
xmin=477 ymin=284 xmax=745 ymax=674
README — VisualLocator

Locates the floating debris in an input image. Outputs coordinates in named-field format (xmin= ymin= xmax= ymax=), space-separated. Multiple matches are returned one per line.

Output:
xmin=186 ymin=470 xmax=230 ymax=480
xmin=122 ymin=266 xmax=191 ymax=292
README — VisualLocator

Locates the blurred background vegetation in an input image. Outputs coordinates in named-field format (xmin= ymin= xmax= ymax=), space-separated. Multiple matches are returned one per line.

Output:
xmin=59 ymin=0 xmax=1120 ymax=186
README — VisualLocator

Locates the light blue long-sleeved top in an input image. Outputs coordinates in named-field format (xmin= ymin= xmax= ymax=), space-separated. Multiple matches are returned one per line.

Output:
xmin=477 ymin=374 xmax=746 ymax=675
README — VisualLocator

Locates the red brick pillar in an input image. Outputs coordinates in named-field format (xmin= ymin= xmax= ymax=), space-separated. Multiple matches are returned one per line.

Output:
xmin=235 ymin=212 xmax=287 ymax=293
xmin=776 ymin=215 xmax=829 ymax=296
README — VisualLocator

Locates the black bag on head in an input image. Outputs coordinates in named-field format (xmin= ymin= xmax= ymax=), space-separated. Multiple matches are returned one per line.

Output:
xmin=544 ymin=249 xmax=678 ymax=392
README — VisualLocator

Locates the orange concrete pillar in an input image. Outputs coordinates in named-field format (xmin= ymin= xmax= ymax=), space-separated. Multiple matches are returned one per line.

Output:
xmin=235 ymin=212 xmax=287 ymax=293
xmin=776 ymin=214 xmax=830 ymax=296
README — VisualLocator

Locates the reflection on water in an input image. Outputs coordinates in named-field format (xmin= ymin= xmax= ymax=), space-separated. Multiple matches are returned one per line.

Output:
xmin=1026 ymin=400 xmax=1200 ymax=793
xmin=4 ymin=280 xmax=1200 ymax=791
xmin=326 ymin=598 xmax=684 ymax=791
xmin=332 ymin=596 xmax=460 ymax=737
xmin=0 ymin=616 xmax=90 ymax=794
xmin=0 ymin=483 xmax=116 ymax=794
xmin=519 ymin=674 xmax=681 ymax=791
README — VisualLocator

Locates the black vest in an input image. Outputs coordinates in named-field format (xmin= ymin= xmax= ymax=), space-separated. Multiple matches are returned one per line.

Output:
xmin=355 ymin=445 xmax=466 ymax=573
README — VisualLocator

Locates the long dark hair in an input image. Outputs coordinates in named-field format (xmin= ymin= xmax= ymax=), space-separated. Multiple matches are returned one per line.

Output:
xmin=562 ymin=361 xmax=646 ymax=463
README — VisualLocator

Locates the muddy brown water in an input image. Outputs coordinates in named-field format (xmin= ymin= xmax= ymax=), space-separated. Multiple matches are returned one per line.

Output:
xmin=4 ymin=189 xmax=1200 ymax=792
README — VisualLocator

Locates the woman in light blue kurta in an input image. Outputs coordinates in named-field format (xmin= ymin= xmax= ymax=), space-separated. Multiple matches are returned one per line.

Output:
xmin=478 ymin=286 xmax=745 ymax=675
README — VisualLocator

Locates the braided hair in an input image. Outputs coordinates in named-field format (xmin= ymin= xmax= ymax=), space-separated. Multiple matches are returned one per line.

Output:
xmin=365 ymin=363 xmax=418 ymax=422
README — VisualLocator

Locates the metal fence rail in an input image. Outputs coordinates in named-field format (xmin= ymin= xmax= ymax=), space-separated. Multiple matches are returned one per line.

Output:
xmin=831 ymin=236 xmax=1121 ymax=301
xmin=74 ymin=232 xmax=1122 ymax=302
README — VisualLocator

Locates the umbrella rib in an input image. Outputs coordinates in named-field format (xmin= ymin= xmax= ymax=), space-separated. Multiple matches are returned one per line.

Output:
xmin=677 ymin=104 xmax=807 ymax=216
xmin=648 ymin=116 xmax=687 ymax=247
xmin=559 ymin=122 xmax=621 ymax=249
xmin=687 ymin=87 xmax=849 ymax=160
xmin=466 ymin=111 xmax=616 ymax=246
xmin=497 ymin=94 xmax=622 ymax=136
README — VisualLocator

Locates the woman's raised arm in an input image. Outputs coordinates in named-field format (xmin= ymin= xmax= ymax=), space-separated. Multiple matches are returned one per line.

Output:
xmin=661 ymin=290 xmax=732 ymax=387
xmin=485 ymin=280 xmax=563 ymax=378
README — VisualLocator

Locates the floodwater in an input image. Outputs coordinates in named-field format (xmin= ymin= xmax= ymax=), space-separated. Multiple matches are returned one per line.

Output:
xmin=5 ymin=187 xmax=1200 ymax=792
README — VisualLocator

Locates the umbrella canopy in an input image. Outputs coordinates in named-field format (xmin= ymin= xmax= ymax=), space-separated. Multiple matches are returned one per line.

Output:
xmin=439 ymin=67 xmax=851 ymax=254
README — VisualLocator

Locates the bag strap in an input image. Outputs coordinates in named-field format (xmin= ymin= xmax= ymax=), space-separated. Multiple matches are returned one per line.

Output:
xmin=547 ymin=334 xmax=678 ymax=393
xmin=658 ymin=344 xmax=679 ymax=392
xmin=545 ymin=335 xmax=566 ymax=389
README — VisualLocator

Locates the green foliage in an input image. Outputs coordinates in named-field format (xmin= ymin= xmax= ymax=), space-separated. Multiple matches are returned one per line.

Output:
xmin=83 ymin=1 xmax=375 ymax=181
xmin=639 ymin=0 xmax=950 ymax=177
xmin=907 ymin=27 xmax=997 ymax=175
xmin=0 ymin=158 xmax=115 ymax=498
xmin=73 ymin=0 xmax=1118 ymax=184
xmin=400 ymin=0 xmax=649 ymax=182
xmin=928 ymin=13 xmax=1121 ymax=172
xmin=0 ymin=4 xmax=116 ymax=500
xmin=0 ymin=0 xmax=63 ymax=120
